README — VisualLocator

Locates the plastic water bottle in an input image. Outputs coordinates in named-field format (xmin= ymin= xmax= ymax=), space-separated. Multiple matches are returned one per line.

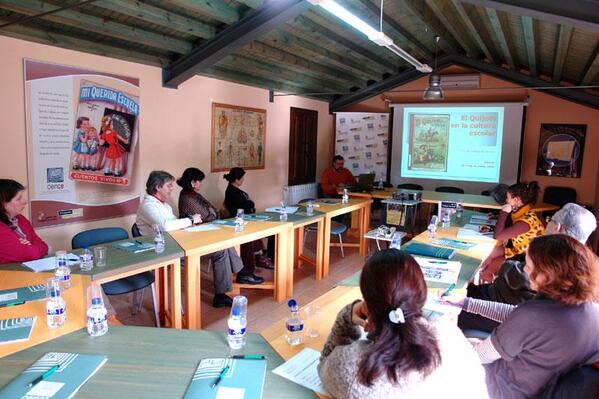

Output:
xmin=87 ymin=297 xmax=108 ymax=337
xmin=227 ymin=295 xmax=247 ymax=349
xmin=427 ymin=215 xmax=438 ymax=239
xmin=441 ymin=211 xmax=451 ymax=229
xmin=342 ymin=189 xmax=349 ymax=204
xmin=285 ymin=299 xmax=304 ymax=345
xmin=54 ymin=251 xmax=71 ymax=290
xmin=235 ymin=209 xmax=245 ymax=233
xmin=306 ymin=200 xmax=314 ymax=216
xmin=46 ymin=280 xmax=66 ymax=328
xmin=153 ymin=224 xmax=165 ymax=253
xmin=280 ymin=202 xmax=288 ymax=221
xmin=390 ymin=232 xmax=402 ymax=249
xmin=378 ymin=178 xmax=384 ymax=189
xmin=456 ymin=203 xmax=464 ymax=219
xmin=79 ymin=247 xmax=93 ymax=272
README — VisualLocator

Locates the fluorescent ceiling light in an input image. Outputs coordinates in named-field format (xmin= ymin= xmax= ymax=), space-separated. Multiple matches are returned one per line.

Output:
xmin=308 ymin=0 xmax=431 ymax=73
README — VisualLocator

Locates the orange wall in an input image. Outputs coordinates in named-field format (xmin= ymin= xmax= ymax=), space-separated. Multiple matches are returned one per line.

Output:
xmin=0 ymin=35 xmax=333 ymax=251
xmin=344 ymin=66 xmax=599 ymax=206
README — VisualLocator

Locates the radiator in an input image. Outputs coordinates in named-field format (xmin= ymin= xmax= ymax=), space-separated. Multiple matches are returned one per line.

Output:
xmin=283 ymin=183 xmax=319 ymax=205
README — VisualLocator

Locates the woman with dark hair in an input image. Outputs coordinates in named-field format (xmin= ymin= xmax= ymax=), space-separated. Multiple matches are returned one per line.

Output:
xmin=318 ymin=249 xmax=488 ymax=398
xmin=0 ymin=179 xmax=48 ymax=263
xmin=177 ymin=168 xmax=262 ymax=307
xmin=478 ymin=181 xmax=544 ymax=283
xmin=447 ymin=235 xmax=599 ymax=398
xmin=223 ymin=167 xmax=274 ymax=273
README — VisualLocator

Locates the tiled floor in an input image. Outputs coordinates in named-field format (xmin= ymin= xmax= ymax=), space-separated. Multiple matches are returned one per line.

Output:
xmin=109 ymin=233 xmax=367 ymax=333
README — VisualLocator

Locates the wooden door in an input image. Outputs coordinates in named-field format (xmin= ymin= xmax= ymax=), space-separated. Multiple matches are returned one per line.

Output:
xmin=288 ymin=107 xmax=318 ymax=185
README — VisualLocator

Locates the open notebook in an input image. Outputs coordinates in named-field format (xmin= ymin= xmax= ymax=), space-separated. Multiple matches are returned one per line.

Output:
xmin=184 ymin=357 xmax=267 ymax=399
xmin=0 ymin=352 xmax=107 ymax=399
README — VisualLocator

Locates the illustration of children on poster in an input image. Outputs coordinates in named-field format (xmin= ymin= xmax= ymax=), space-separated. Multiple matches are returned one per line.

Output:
xmin=69 ymin=80 xmax=139 ymax=185
xmin=408 ymin=114 xmax=449 ymax=172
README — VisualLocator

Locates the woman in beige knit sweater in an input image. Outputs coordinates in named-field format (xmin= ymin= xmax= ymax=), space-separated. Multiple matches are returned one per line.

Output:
xmin=318 ymin=249 xmax=489 ymax=398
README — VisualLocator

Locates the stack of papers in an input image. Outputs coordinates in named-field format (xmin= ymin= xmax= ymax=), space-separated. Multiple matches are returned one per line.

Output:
xmin=457 ymin=227 xmax=495 ymax=242
xmin=272 ymin=348 xmax=329 ymax=396
xmin=265 ymin=206 xmax=299 ymax=214
xmin=414 ymin=257 xmax=461 ymax=285
xmin=22 ymin=254 xmax=79 ymax=272
xmin=185 ymin=224 xmax=221 ymax=232
xmin=469 ymin=214 xmax=497 ymax=226
xmin=424 ymin=295 xmax=462 ymax=319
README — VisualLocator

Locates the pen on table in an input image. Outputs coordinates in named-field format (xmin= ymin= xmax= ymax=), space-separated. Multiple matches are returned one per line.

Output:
xmin=135 ymin=240 xmax=144 ymax=245
xmin=211 ymin=365 xmax=230 ymax=389
xmin=441 ymin=283 xmax=456 ymax=298
xmin=231 ymin=354 xmax=266 ymax=360
xmin=26 ymin=364 xmax=59 ymax=389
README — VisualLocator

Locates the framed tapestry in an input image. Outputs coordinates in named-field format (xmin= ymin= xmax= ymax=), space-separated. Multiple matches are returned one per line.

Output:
xmin=211 ymin=102 xmax=266 ymax=172
xmin=535 ymin=123 xmax=586 ymax=178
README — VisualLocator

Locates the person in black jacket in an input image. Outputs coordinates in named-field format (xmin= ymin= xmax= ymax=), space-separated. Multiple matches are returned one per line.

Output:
xmin=224 ymin=168 xmax=274 ymax=283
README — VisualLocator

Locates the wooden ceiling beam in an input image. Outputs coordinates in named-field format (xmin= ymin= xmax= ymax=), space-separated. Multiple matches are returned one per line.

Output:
xmin=282 ymin=21 xmax=395 ymax=75
xmin=92 ymin=0 xmax=216 ymax=39
xmin=240 ymin=43 xmax=360 ymax=86
xmin=580 ymin=45 xmax=599 ymax=86
xmin=162 ymin=0 xmax=308 ymax=88
xmin=450 ymin=0 xmax=498 ymax=64
xmin=0 ymin=16 xmax=169 ymax=66
xmin=398 ymin=0 xmax=461 ymax=54
xmin=206 ymin=65 xmax=331 ymax=100
xmin=165 ymin=0 xmax=240 ymax=25
xmin=348 ymin=0 xmax=433 ymax=60
xmin=0 ymin=0 xmax=192 ymax=53
xmin=222 ymin=54 xmax=348 ymax=92
xmin=552 ymin=25 xmax=572 ymax=83
xmin=485 ymin=8 xmax=516 ymax=70
xmin=424 ymin=0 xmax=479 ymax=57
xmin=329 ymin=55 xmax=456 ymax=112
xmin=521 ymin=16 xmax=537 ymax=77
xmin=458 ymin=0 xmax=599 ymax=33
xmin=264 ymin=29 xmax=382 ymax=81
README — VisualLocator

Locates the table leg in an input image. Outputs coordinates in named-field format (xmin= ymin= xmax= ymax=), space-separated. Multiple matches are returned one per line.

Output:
xmin=315 ymin=218 xmax=325 ymax=281
xmin=295 ymin=226 xmax=304 ymax=268
xmin=359 ymin=203 xmax=371 ymax=257
xmin=322 ymin=216 xmax=332 ymax=278
xmin=154 ymin=267 xmax=165 ymax=326
xmin=184 ymin=255 xmax=200 ymax=329
xmin=278 ymin=225 xmax=292 ymax=302
xmin=169 ymin=258 xmax=182 ymax=329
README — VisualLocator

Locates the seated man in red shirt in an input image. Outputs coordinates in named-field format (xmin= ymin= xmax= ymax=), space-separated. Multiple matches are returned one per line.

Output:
xmin=320 ymin=155 xmax=357 ymax=196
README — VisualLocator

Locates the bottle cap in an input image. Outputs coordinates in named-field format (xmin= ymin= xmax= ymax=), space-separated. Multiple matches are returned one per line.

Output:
xmin=287 ymin=299 xmax=297 ymax=309
xmin=232 ymin=307 xmax=241 ymax=316
xmin=91 ymin=297 xmax=102 ymax=305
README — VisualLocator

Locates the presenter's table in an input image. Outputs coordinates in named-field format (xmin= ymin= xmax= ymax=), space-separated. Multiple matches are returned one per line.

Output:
xmin=0 ymin=326 xmax=316 ymax=398
xmin=1 ymin=234 xmax=184 ymax=329
xmin=316 ymin=198 xmax=372 ymax=278
xmin=170 ymin=220 xmax=294 ymax=329
xmin=0 ymin=271 xmax=88 ymax=358
xmin=349 ymin=188 xmax=559 ymax=212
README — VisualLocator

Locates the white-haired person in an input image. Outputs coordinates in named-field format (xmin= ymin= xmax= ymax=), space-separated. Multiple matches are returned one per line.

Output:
xmin=459 ymin=202 xmax=597 ymax=332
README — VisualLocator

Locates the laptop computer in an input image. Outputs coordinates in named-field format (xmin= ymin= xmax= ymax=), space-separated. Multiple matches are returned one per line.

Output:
xmin=347 ymin=173 xmax=375 ymax=192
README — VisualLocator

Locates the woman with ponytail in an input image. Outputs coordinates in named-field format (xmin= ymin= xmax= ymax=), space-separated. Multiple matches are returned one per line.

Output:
xmin=318 ymin=249 xmax=488 ymax=398
xmin=478 ymin=181 xmax=544 ymax=283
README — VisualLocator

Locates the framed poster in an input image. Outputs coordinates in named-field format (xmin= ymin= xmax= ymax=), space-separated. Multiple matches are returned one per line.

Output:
xmin=24 ymin=59 xmax=140 ymax=228
xmin=536 ymin=124 xmax=586 ymax=178
xmin=211 ymin=103 xmax=266 ymax=172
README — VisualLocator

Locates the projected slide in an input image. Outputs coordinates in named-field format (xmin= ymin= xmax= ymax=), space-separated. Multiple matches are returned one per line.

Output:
xmin=401 ymin=106 xmax=504 ymax=183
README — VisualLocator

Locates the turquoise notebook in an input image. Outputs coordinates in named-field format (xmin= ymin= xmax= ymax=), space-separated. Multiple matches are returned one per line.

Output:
xmin=113 ymin=240 xmax=155 ymax=253
xmin=0 ymin=317 xmax=36 ymax=345
xmin=0 ymin=284 xmax=47 ymax=307
xmin=184 ymin=358 xmax=266 ymax=399
xmin=244 ymin=214 xmax=272 ymax=221
xmin=403 ymin=242 xmax=456 ymax=260
xmin=0 ymin=352 xmax=107 ymax=399
xmin=431 ymin=238 xmax=477 ymax=250
xmin=212 ymin=219 xmax=238 ymax=227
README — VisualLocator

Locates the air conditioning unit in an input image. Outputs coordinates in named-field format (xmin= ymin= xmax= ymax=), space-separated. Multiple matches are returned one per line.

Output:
xmin=440 ymin=74 xmax=480 ymax=90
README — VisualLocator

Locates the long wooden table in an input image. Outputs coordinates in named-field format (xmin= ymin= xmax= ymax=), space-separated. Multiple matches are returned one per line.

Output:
xmin=315 ymin=198 xmax=372 ymax=278
xmin=170 ymin=220 xmax=294 ymax=330
xmin=0 ymin=326 xmax=316 ymax=398
xmin=349 ymin=187 xmax=559 ymax=212
xmin=0 ymin=270 xmax=88 ymax=358
xmin=1 ymin=234 xmax=185 ymax=329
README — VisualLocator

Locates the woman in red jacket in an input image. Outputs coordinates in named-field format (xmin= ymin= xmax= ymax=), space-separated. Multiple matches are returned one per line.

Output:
xmin=0 ymin=179 xmax=48 ymax=263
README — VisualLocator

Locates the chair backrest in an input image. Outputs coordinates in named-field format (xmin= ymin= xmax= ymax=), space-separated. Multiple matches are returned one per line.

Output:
xmin=131 ymin=223 xmax=142 ymax=238
xmin=72 ymin=227 xmax=129 ymax=249
xmin=481 ymin=190 xmax=491 ymax=196
xmin=435 ymin=186 xmax=464 ymax=194
xmin=537 ymin=365 xmax=599 ymax=399
xmin=543 ymin=186 xmax=577 ymax=206
xmin=397 ymin=183 xmax=423 ymax=191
